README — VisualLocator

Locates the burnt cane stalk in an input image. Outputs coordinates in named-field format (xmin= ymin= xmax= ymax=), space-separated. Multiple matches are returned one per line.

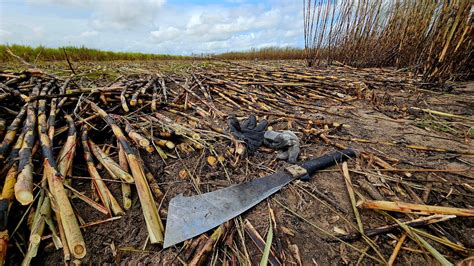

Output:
xmin=0 ymin=129 xmax=25 ymax=265
xmin=23 ymin=87 xmax=54 ymax=263
xmin=49 ymin=115 xmax=85 ymax=260
xmin=14 ymin=84 xmax=40 ymax=205
xmin=0 ymin=104 xmax=27 ymax=161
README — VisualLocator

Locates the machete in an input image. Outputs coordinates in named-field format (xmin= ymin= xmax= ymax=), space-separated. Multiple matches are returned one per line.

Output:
xmin=163 ymin=148 xmax=356 ymax=248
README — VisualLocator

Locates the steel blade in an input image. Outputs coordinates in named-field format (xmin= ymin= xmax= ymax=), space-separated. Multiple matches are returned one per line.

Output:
xmin=163 ymin=171 xmax=294 ymax=248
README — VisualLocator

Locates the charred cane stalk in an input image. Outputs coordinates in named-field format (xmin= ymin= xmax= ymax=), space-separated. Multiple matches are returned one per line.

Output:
xmin=0 ymin=129 xmax=25 ymax=265
xmin=0 ymin=104 xmax=27 ymax=160
xmin=14 ymin=84 xmax=40 ymax=205
xmin=46 ymin=115 xmax=85 ymax=259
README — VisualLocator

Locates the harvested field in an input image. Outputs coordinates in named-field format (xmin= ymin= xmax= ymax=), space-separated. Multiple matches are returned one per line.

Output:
xmin=0 ymin=59 xmax=473 ymax=265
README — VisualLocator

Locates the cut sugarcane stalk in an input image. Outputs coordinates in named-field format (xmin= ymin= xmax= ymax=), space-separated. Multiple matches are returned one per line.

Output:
xmin=64 ymin=183 xmax=108 ymax=215
xmin=88 ymin=140 xmax=134 ymax=183
xmin=118 ymin=141 xmax=132 ymax=210
xmin=40 ymin=196 xmax=62 ymax=249
xmin=23 ymin=192 xmax=46 ymax=266
xmin=0 ymin=104 xmax=26 ymax=160
xmin=87 ymin=100 xmax=163 ymax=244
xmin=124 ymin=123 xmax=154 ymax=153
xmin=0 ymin=129 xmax=25 ymax=265
xmin=15 ymin=85 xmax=39 ymax=205
xmin=57 ymin=115 xmax=76 ymax=178
xmin=45 ymin=115 xmax=85 ymax=259
xmin=81 ymin=128 xmax=124 ymax=216
xmin=120 ymin=89 xmax=129 ymax=112
xmin=154 ymin=139 xmax=175 ymax=149
xmin=358 ymin=200 xmax=474 ymax=217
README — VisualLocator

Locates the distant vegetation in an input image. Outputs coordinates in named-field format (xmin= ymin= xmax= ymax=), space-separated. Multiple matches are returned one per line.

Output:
xmin=213 ymin=47 xmax=305 ymax=60
xmin=0 ymin=44 xmax=189 ymax=62
xmin=0 ymin=45 xmax=305 ymax=62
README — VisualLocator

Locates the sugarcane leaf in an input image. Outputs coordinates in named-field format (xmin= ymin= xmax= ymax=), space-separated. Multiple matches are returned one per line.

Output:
xmin=259 ymin=220 xmax=273 ymax=266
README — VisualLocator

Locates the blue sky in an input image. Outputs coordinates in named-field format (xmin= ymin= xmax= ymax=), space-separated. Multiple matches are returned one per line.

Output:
xmin=0 ymin=0 xmax=303 ymax=55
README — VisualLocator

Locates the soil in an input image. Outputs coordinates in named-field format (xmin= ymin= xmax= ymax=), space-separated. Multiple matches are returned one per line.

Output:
xmin=1 ymin=60 xmax=473 ymax=265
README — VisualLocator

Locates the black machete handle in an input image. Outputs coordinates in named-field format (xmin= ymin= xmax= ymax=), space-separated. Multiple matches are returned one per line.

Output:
xmin=300 ymin=148 xmax=357 ymax=178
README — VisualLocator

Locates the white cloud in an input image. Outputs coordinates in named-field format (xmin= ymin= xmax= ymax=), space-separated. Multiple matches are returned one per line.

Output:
xmin=27 ymin=0 xmax=166 ymax=29
xmin=147 ymin=1 xmax=302 ymax=53
xmin=79 ymin=30 xmax=99 ymax=38
xmin=2 ymin=0 xmax=303 ymax=54
xmin=150 ymin=27 xmax=180 ymax=41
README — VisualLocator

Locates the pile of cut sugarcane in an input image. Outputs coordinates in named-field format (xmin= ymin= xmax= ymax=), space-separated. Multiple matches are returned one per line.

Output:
xmin=0 ymin=68 xmax=225 ymax=264
xmin=0 ymin=60 xmax=472 ymax=265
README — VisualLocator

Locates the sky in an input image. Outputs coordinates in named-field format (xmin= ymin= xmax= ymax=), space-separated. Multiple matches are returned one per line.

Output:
xmin=0 ymin=0 xmax=304 ymax=55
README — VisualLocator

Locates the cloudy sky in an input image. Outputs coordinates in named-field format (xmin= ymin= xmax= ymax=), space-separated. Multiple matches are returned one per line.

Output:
xmin=0 ymin=0 xmax=303 ymax=55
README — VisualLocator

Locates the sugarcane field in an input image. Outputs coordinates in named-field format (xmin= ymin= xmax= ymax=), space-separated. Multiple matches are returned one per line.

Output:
xmin=0 ymin=0 xmax=473 ymax=265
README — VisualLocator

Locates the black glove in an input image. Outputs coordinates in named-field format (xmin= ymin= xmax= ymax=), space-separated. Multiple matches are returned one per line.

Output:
xmin=228 ymin=114 xmax=268 ymax=155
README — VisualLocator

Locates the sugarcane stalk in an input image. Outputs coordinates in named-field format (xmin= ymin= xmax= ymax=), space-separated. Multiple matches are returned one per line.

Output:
xmin=0 ymin=119 xmax=4 ymax=135
xmin=358 ymin=200 xmax=474 ymax=217
xmin=14 ymin=85 xmax=40 ymax=205
xmin=124 ymin=122 xmax=154 ymax=153
xmin=130 ymin=90 xmax=140 ymax=107
xmin=47 ymin=98 xmax=57 ymax=139
xmin=120 ymin=89 xmax=129 ymax=112
xmin=86 ymin=100 xmax=164 ymax=243
xmin=188 ymin=222 xmax=230 ymax=265
xmin=0 ymin=104 xmax=27 ymax=160
xmin=46 ymin=115 xmax=85 ymax=259
xmin=55 ymin=78 xmax=70 ymax=112
xmin=0 ymin=129 xmax=25 ymax=265
xmin=141 ymin=160 xmax=164 ymax=200
xmin=57 ymin=115 xmax=76 ymax=178
xmin=40 ymin=196 xmax=62 ymax=249
xmin=151 ymin=85 xmax=158 ymax=112
xmin=0 ymin=231 xmax=7 ymax=266
xmin=118 ymin=141 xmax=132 ymax=210
xmin=22 ymin=192 xmax=46 ymax=266
xmin=154 ymin=139 xmax=175 ymax=149
xmin=63 ymin=183 xmax=108 ymax=215
xmin=81 ymin=128 xmax=124 ymax=216
xmin=29 ymin=87 xmax=68 ymax=256
xmin=244 ymin=220 xmax=282 ymax=266
xmin=0 ymin=83 xmax=29 ymax=101
xmin=88 ymin=140 xmax=134 ymax=183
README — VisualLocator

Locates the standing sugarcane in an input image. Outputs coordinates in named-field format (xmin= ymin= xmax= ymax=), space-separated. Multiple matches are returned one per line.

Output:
xmin=14 ymin=84 xmax=40 ymax=205
xmin=86 ymin=99 xmax=164 ymax=244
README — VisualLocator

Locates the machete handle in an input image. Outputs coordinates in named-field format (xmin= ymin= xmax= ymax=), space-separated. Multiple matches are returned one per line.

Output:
xmin=300 ymin=148 xmax=357 ymax=178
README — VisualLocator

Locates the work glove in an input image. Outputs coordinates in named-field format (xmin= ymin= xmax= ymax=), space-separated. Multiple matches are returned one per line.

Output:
xmin=228 ymin=114 xmax=268 ymax=155
xmin=264 ymin=130 xmax=300 ymax=163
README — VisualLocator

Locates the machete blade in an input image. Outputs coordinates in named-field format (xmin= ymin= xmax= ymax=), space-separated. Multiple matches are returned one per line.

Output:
xmin=163 ymin=171 xmax=294 ymax=248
